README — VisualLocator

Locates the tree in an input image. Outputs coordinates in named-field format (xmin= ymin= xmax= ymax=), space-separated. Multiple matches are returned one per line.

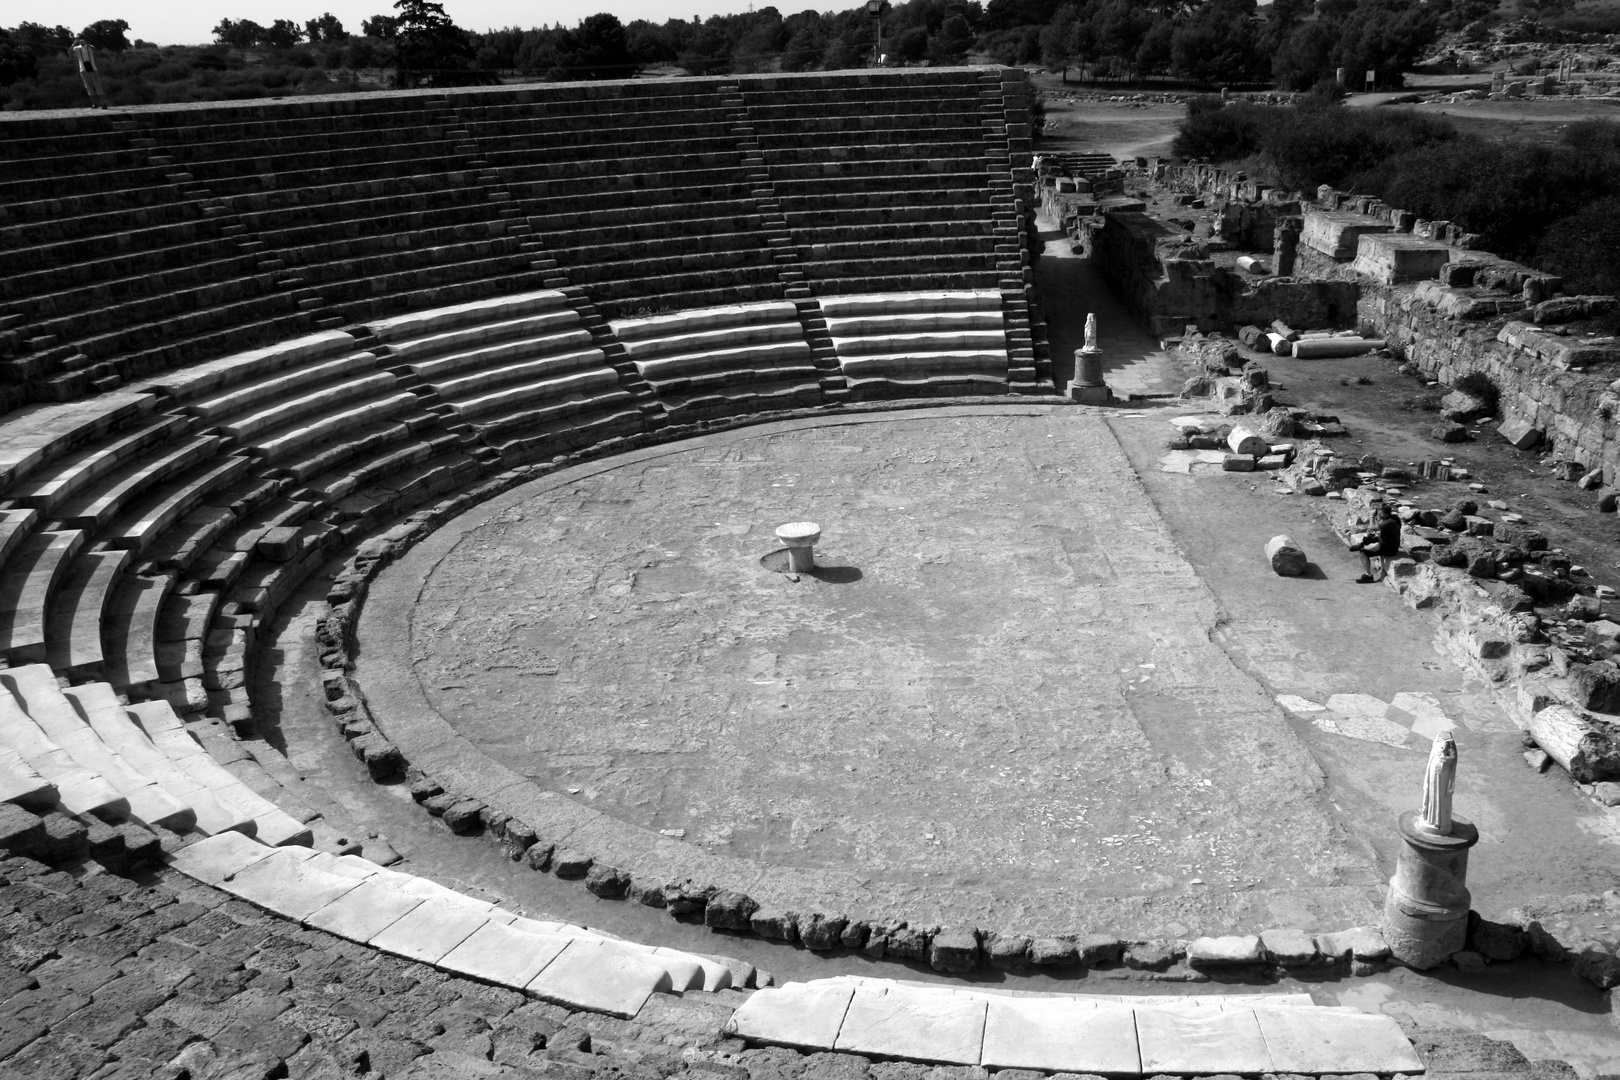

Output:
xmin=894 ymin=25 xmax=929 ymax=61
xmin=305 ymin=13 xmax=346 ymax=42
xmin=362 ymin=14 xmax=401 ymax=38
xmin=263 ymin=19 xmax=305 ymax=49
xmin=1538 ymin=196 xmax=1620 ymax=297
xmin=13 ymin=22 xmax=72 ymax=52
xmin=81 ymin=19 xmax=130 ymax=52
xmin=0 ymin=32 xmax=37 ymax=88
xmin=930 ymin=13 xmax=973 ymax=63
xmin=391 ymin=0 xmax=478 ymax=87
xmin=779 ymin=16 xmax=828 ymax=71
xmin=213 ymin=19 xmax=265 ymax=48
xmin=563 ymin=12 xmax=633 ymax=78
xmin=1170 ymin=0 xmax=1264 ymax=85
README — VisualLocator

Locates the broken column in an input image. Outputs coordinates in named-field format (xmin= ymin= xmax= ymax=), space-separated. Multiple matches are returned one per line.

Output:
xmin=1265 ymin=535 xmax=1308 ymax=576
xmin=1382 ymin=731 xmax=1479 ymax=968
xmin=774 ymin=521 xmax=821 ymax=573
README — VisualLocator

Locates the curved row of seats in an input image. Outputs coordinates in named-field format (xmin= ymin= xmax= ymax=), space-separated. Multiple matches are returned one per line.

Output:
xmin=0 ymin=282 xmax=1023 ymax=809
xmin=0 ymin=68 xmax=1039 ymax=406
xmin=0 ymin=68 xmax=1041 ymax=1022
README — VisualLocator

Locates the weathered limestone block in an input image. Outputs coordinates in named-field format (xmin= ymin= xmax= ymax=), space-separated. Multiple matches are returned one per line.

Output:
xmin=1077 ymin=933 xmax=1124 ymax=965
xmin=1315 ymin=926 xmax=1391 ymax=963
xmin=1266 ymin=535 xmax=1308 ymax=577
xmin=1498 ymin=416 xmax=1543 ymax=450
xmin=1223 ymin=454 xmax=1256 ymax=471
xmin=985 ymin=932 xmax=1031 ymax=968
xmin=585 ymin=864 xmax=630 ymax=899
xmin=440 ymin=798 xmax=486 ymax=834
xmin=1569 ymin=661 xmax=1620 ymax=712
xmin=887 ymin=923 xmax=932 ymax=961
xmin=1573 ymin=945 xmax=1620 ymax=989
xmin=750 ymin=908 xmax=798 ymax=941
xmin=798 ymin=913 xmax=847 ymax=950
xmin=1188 ymin=935 xmax=1264 ymax=965
xmin=1351 ymin=233 xmax=1451 ymax=284
xmin=1259 ymin=927 xmax=1319 ymax=966
xmin=1442 ymin=389 xmax=1490 ymax=421
xmin=704 ymin=889 xmax=758 ymax=929
xmin=1301 ymin=209 xmax=1393 ymax=261
xmin=551 ymin=849 xmax=593 ymax=879
xmin=1028 ymin=937 xmax=1078 ymax=966
xmin=929 ymin=927 xmax=981 ymax=972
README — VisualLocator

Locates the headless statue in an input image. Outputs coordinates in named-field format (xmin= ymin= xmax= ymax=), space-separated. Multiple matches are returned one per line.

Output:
xmin=1083 ymin=313 xmax=1098 ymax=352
xmin=1418 ymin=730 xmax=1457 ymax=835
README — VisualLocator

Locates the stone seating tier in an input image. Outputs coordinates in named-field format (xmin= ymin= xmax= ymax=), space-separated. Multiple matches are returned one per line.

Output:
xmin=611 ymin=300 xmax=825 ymax=424
xmin=822 ymin=290 xmax=1013 ymax=399
xmin=0 ymin=661 xmax=312 ymax=842
xmin=2 ymin=69 xmax=1028 ymax=410
xmin=0 ymin=529 xmax=86 ymax=663
xmin=1 ymin=235 xmax=248 ymax=307
xmin=0 ymin=70 xmax=1035 ymax=879
xmin=53 ymin=253 xmax=547 ymax=386
xmin=45 ymin=548 xmax=132 ymax=678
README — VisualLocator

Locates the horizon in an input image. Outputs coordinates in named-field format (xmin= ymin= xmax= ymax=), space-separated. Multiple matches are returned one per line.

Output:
xmin=9 ymin=0 xmax=877 ymax=48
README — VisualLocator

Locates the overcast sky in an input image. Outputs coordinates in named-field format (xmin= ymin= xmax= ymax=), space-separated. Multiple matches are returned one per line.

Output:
xmin=21 ymin=0 xmax=875 ymax=47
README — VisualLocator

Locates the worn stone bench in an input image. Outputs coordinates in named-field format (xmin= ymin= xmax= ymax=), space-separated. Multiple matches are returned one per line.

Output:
xmin=44 ymin=549 xmax=131 ymax=680
xmin=822 ymin=291 xmax=1011 ymax=399
xmin=1 ymin=663 xmax=194 ymax=831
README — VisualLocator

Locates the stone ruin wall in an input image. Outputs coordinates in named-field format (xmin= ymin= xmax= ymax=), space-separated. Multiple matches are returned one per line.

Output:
xmin=1089 ymin=161 xmax=1620 ymax=477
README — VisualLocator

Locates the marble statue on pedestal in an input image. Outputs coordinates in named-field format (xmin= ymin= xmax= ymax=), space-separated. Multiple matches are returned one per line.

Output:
xmin=1418 ymin=730 xmax=1457 ymax=835
xmin=1083 ymin=313 xmax=1098 ymax=353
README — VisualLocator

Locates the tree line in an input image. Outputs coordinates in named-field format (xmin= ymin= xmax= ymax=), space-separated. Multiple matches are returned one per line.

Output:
xmin=1 ymin=0 xmax=1605 ymax=109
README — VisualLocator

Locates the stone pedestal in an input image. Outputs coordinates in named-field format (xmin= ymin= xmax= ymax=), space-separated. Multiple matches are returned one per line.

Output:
xmin=1067 ymin=347 xmax=1110 ymax=403
xmin=1382 ymin=811 xmax=1479 ymax=969
xmin=775 ymin=522 xmax=821 ymax=574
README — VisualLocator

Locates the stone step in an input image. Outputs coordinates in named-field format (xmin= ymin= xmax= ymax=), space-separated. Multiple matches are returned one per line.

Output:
xmin=167 ymin=833 xmax=729 ymax=1017
xmin=727 ymin=978 xmax=1422 ymax=1075
xmin=2 ymin=664 xmax=195 ymax=832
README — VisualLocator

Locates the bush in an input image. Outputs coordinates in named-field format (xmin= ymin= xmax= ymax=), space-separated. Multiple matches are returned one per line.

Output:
xmin=1537 ymin=195 xmax=1620 ymax=297
xmin=1171 ymin=97 xmax=1267 ymax=162
xmin=1174 ymin=97 xmax=1457 ymax=191
xmin=1351 ymin=135 xmax=1617 ymax=262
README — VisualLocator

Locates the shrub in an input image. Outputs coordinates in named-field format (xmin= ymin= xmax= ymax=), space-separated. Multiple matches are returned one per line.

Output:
xmin=1351 ymin=135 xmax=1617 ymax=262
xmin=1537 ymin=195 xmax=1620 ymax=297
xmin=1171 ymin=97 xmax=1267 ymax=162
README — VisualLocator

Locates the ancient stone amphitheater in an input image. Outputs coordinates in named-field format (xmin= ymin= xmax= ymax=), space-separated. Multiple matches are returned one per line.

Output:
xmin=0 ymin=69 xmax=1586 ymax=1078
